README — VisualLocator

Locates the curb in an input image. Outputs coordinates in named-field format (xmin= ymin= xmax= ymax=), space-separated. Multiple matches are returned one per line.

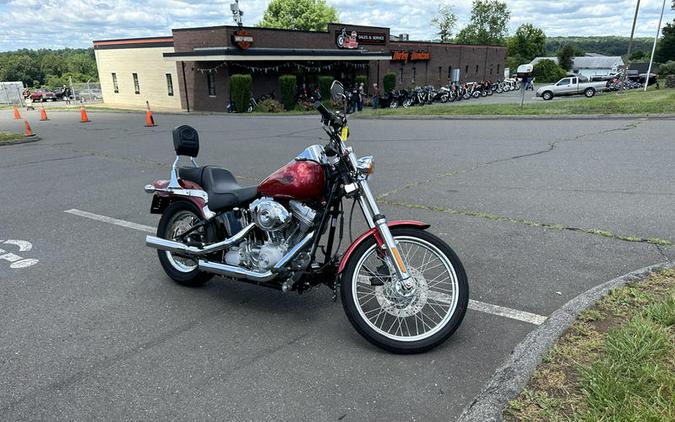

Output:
xmin=352 ymin=113 xmax=675 ymax=121
xmin=457 ymin=261 xmax=675 ymax=422
xmin=0 ymin=136 xmax=41 ymax=146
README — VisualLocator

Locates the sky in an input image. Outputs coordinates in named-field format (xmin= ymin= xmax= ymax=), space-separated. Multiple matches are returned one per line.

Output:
xmin=0 ymin=0 xmax=673 ymax=51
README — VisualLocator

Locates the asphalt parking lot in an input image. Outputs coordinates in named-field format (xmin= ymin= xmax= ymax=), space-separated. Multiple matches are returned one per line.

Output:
xmin=1 ymin=109 xmax=673 ymax=421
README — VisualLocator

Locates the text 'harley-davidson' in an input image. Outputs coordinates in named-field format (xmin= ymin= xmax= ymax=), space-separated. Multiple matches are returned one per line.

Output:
xmin=144 ymin=81 xmax=468 ymax=353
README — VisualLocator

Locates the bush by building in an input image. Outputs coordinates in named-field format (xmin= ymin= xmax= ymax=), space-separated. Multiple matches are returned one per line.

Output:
xmin=355 ymin=75 xmax=368 ymax=90
xmin=279 ymin=74 xmax=297 ymax=110
xmin=533 ymin=59 xmax=567 ymax=83
xmin=318 ymin=76 xmax=333 ymax=100
xmin=255 ymin=98 xmax=285 ymax=112
xmin=230 ymin=74 xmax=252 ymax=113
xmin=383 ymin=72 xmax=396 ymax=93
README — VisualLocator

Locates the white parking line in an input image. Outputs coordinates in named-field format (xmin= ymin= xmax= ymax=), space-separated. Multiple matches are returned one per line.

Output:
xmin=64 ymin=208 xmax=548 ymax=325
xmin=64 ymin=209 xmax=154 ymax=233
xmin=468 ymin=300 xmax=547 ymax=325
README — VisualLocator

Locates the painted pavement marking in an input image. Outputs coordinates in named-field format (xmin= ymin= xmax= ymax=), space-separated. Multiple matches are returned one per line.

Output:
xmin=64 ymin=209 xmax=548 ymax=325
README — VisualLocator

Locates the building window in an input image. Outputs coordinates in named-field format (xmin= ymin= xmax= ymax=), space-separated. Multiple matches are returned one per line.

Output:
xmin=112 ymin=73 xmax=119 ymax=93
xmin=412 ymin=67 xmax=416 ymax=83
xmin=438 ymin=66 xmax=442 ymax=81
xmin=132 ymin=73 xmax=140 ymax=95
xmin=476 ymin=65 xmax=479 ymax=73
xmin=490 ymin=66 xmax=493 ymax=76
xmin=166 ymin=74 xmax=174 ymax=96
xmin=207 ymin=73 xmax=216 ymax=96
xmin=465 ymin=65 xmax=469 ymax=74
xmin=448 ymin=66 xmax=452 ymax=79
xmin=399 ymin=64 xmax=404 ymax=83
xmin=497 ymin=64 xmax=501 ymax=74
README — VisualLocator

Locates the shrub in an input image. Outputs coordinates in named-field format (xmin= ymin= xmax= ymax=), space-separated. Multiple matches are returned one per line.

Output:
xmin=533 ymin=59 xmax=567 ymax=83
xmin=355 ymin=75 xmax=368 ymax=91
xmin=659 ymin=60 xmax=675 ymax=76
xmin=229 ymin=74 xmax=252 ymax=113
xmin=318 ymin=76 xmax=333 ymax=100
xmin=279 ymin=74 xmax=297 ymax=110
xmin=255 ymin=98 xmax=284 ymax=113
xmin=383 ymin=72 xmax=396 ymax=93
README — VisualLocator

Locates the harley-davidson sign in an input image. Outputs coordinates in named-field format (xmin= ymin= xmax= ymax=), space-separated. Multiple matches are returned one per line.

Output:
xmin=335 ymin=28 xmax=386 ymax=49
xmin=232 ymin=30 xmax=254 ymax=49
xmin=391 ymin=50 xmax=431 ymax=63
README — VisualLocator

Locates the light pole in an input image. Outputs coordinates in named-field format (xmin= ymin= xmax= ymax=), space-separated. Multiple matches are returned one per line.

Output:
xmin=622 ymin=0 xmax=641 ymax=93
xmin=644 ymin=0 xmax=668 ymax=91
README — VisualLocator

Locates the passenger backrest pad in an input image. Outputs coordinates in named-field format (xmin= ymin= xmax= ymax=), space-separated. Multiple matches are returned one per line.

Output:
xmin=172 ymin=125 xmax=199 ymax=157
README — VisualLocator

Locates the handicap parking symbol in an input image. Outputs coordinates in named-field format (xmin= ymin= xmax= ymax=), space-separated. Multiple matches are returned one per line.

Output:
xmin=0 ymin=240 xmax=39 ymax=269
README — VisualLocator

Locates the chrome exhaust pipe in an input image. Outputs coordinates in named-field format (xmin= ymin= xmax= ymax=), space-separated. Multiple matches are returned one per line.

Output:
xmin=198 ymin=261 xmax=276 ymax=282
xmin=145 ymin=223 xmax=255 ymax=256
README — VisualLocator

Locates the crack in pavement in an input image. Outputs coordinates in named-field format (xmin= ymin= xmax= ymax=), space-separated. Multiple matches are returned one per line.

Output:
xmin=382 ymin=199 xmax=674 ymax=247
xmin=655 ymin=244 xmax=672 ymax=263
xmin=0 ymin=154 xmax=94 ymax=169
xmin=377 ymin=120 xmax=643 ymax=200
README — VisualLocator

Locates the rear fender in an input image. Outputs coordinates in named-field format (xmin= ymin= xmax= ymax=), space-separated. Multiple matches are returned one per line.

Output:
xmin=337 ymin=220 xmax=430 ymax=274
xmin=148 ymin=179 xmax=208 ymax=218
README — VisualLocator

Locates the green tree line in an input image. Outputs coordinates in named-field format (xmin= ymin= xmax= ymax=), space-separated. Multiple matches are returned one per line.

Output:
xmin=0 ymin=48 xmax=98 ymax=89
xmin=545 ymin=36 xmax=654 ymax=57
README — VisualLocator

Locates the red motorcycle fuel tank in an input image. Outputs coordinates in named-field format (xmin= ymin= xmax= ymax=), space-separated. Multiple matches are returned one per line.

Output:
xmin=258 ymin=160 xmax=325 ymax=202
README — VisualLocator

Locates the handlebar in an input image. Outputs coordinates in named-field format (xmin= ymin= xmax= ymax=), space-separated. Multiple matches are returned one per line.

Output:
xmin=313 ymin=100 xmax=343 ymax=129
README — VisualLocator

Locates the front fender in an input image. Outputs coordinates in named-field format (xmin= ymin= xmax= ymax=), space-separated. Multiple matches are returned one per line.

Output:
xmin=337 ymin=220 xmax=430 ymax=274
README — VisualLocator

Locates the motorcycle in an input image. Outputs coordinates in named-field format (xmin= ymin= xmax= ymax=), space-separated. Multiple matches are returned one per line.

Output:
xmin=143 ymin=81 xmax=469 ymax=354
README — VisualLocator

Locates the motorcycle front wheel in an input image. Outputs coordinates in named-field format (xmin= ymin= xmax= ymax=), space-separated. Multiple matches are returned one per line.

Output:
xmin=341 ymin=227 xmax=468 ymax=354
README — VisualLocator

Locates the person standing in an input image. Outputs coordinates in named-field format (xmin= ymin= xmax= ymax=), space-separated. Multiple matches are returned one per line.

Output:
xmin=372 ymin=83 xmax=380 ymax=109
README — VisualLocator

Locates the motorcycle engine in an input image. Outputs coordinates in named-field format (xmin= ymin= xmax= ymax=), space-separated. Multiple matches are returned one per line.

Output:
xmin=224 ymin=198 xmax=316 ymax=272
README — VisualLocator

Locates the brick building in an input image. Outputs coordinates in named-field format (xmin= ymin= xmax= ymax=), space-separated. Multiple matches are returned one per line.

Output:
xmin=94 ymin=23 xmax=506 ymax=112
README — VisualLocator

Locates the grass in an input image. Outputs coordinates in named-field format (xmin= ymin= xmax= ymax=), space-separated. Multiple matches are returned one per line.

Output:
xmin=0 ymin=131 xmax=24 ymax=144
xmin=503 ymin=268 xmax=675 ymax=421
xmin=359 ymin=86 xmax=675 ymax=117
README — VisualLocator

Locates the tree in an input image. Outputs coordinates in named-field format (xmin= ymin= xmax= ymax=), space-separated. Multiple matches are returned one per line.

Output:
xmin=455 ymin=0 xmax=510 ymax=45
xmin=507 ymin=23 xmax=546 ymax=69
xmin=258 ymin=0 xmax=338 ymax=31
xmin=629 ymin=50 xmax=646 ymax=61
xmin=533 ymin=59 xmax=566 ymax=82
xmin=655 ymin=21 xmax=675 ymax=63
xmin=431 ymin=3 xmax=458 ymax=43
xmin=557 ymin=43 xmax=575 ymax=71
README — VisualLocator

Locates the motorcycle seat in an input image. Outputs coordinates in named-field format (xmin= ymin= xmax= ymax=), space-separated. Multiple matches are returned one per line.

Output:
xmin=179 ymin=166 xmax=258 ymax=211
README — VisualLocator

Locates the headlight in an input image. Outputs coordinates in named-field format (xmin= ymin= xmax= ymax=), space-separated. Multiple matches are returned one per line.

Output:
xmin=356 ymin=156 xmax=374 ymax=176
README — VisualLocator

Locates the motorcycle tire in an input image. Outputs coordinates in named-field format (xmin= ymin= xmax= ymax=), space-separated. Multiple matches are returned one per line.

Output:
xmin=340 ymin=227 xmax=469 ymax=354
xmin=390 ymin=101 xmax=398 ymax=109
xmin=472 ymin=91 xmax=481 ymax=99
xmin=157 ymin=201 xmax=215 ymax=287
xmin=440 ymin=94 xmax=449 ymax=103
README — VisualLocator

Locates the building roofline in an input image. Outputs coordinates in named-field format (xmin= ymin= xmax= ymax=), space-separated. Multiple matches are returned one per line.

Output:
xmin=93 ymin=36 xmax=173 ymax=44
xmin=172 ymin=24 xmax=329 ymax=34
xmin=391 ymin=40 xmax=506 ymax=48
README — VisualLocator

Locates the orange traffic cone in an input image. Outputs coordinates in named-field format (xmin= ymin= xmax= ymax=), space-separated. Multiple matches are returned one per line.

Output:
xmin=145 ymin=101 xmax=156 ymax=127
xmin=13 ymin=105 xmax=21 ymax=120
xmin=40 ymin=105 xmax=49 ymax=121
xmin=80 ymin=105 xmax=90 ymax=123
xmin=24 ymin=120 xmax=36 ymax=138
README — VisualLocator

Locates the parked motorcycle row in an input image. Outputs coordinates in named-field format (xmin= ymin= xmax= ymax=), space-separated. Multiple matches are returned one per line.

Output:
xmin=381 ymin=79 xmax=522 ymax=108
xmin=605 ymin=78 xmax=644 ymax=91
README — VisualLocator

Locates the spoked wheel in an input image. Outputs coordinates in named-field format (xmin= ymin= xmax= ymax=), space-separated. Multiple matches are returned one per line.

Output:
xmin=157 ymin=201 xmax=214 ymax=287
xmin=341 ymin=227 xmax=468 ymax=354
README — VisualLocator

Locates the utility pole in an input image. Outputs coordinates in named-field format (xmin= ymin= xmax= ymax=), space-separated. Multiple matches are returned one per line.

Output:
xmin=621 ymin=0 xmax=641 ymax=93
xmin=644 ymin=0 xmax=667 ymax=91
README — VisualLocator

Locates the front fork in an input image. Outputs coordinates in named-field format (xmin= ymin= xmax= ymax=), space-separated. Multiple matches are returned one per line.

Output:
xmin=356 ymin=179 xmax=414 ymax=290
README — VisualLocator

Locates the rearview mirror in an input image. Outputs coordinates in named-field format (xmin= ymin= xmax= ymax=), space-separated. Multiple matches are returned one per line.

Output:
xmin=330 ymin=80 xmax=345 ymax=103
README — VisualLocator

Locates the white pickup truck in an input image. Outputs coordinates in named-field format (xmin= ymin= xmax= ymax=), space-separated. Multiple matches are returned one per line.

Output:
xmin=536 ymin=76 xmax=607 ymax=101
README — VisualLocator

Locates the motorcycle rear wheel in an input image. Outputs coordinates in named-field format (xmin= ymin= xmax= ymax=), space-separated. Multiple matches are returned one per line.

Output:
xmin=341 ymin=227 xmax=468 ymax=354
xmin=157 ymin=201 xmax=215 ymax=287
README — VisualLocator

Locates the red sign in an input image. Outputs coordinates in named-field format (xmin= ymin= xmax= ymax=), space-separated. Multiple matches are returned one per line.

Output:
xmin=391 ymin=50 xmax=430 ymax=63
xmin=232 ymin=30 xmax=254 ymax=49
xmin=335 ymin=28 xmax=387 ymax=49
